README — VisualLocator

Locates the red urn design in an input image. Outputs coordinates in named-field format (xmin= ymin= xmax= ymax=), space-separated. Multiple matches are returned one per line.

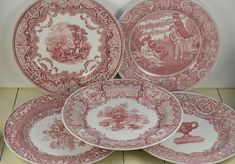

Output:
xmin=174 ymin=121 xmax=204 ymax=144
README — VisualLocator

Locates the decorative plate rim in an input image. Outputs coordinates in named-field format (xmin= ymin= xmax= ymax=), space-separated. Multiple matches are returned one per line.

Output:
xmin=4 ymin=94 xmax=113 ymax=164
xmin=4 ymin=135 xmax=114 ymax=164
xmin=62 ymin=79 xmax=183 ymax=150
xmin=13 ymin=0 xmax=124 ymax=94
xmin=143 ymin=91 xmax=235 ymax=164
xmin=118 ymin=0 xmax=220 ymax=91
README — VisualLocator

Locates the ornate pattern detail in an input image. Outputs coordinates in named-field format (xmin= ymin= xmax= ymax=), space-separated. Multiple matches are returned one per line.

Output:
xmin=97 ymin=103 xmax=149 ymax=131
xmin=13 ymin=0 xmax=123 ymax=94
xmin=62 ymin=80 xmax=183 ymax=150
xmin=46 ymin=23 xmax=91 ymax=64
xmin=119 ymin=0 xmax=219 ymax=91
xmin=4 ymin=95 xmax=112 ymax=164
xmin=42 ymin=119 xmax=86 ymax=151
xmin=144 ymin=92 xmax=235 ymax=164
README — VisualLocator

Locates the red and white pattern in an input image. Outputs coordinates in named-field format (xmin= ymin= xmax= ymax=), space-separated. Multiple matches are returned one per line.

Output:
xmin=97 ymin=103 xmax=149 ymax=131
xmin=42 ymin=119 xmax=86 ymax=151
xmin=46 ymin=23 xmax=91 ymax=64
xmin=62 ymin=80 xmax=183 ymax=150
xmin=119 ymin=0 xmax=219 ymax=91
xmin=4 ymin=95 xmax=112 ymax=164
xmin=144 ymin=92 xmax=235 ymax=164
xmin=13 ymin=0 xmax=123 ymax=94
xmin=130 ymin=12 xmax=200 ymax=75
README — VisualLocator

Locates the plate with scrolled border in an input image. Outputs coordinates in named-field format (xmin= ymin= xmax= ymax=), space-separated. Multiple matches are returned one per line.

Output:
xmin=62 ymin=79 xmax=183 ymax=150
xmin=13 ymin=0 xmax=123 ymax=94
xmin=144 ymin=92 xmax=235 ymax=164
xmin=119 ymin=0 xmax=219 ymax=91
xmin=4 ymin=95 xmax=113 ymax=164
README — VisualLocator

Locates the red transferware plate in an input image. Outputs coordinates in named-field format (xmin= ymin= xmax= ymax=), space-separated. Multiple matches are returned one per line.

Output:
xmin=4 ymin=95 xmax=112 ymax=164
xmin=13 ymin=0 xmax=123 ymax=94
xmin=144 ymin=92 xmax=235 ymax=164
xmin=119 ymin=0 xmax=219 ymax=91
xmin=62 ymin=79 xmax=183 ymax=150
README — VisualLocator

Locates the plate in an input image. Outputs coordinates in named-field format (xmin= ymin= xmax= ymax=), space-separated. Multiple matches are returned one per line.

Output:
xmin=119 ymin=0 xmax=219 ymax=91
xmin=4 ymin=95 xmax=112 ymax=164
xmin=62 ymin=79 xmax=183 ymax=150
xmin=13 ymin=0 xmax=123 ymax=94
xmin=144 ymin=92 xmax=235 ymax=164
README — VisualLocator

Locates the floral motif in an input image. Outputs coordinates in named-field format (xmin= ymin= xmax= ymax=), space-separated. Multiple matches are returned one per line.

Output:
xmin=42 ymin=118 xmax=85 ymax=151
xmin=97 ymin=103 xmax=149 ymax=131
xmin=46 ymin=22 xmax=91 ymax=64
xmin=196 ymin=98 xmax=216 ymax=115
xmin=177 ymin=74 xmax=194 ymax=89
xmin=63 ymin=80 xmax=183 ymax=150
xmin=4 ymin=95 xmax=112 ymax=163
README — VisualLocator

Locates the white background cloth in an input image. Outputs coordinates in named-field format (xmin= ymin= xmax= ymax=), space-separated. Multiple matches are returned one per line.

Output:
xmin=0 ymin=0 xmax=234 ymax=88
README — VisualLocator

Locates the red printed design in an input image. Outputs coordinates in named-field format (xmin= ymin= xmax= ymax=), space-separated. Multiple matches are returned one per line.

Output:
xmin=174 ymin=122 xmax=204 ymax=144
xmin=97 ymin=103 xmax=149 ymax=131
xmin=119 ymin=0 xmax=219 ymax=91
xmin=144 ymin=92 xmax=235 ymax=164
xmin=4 ymin=95 xmax=112 ymax=164
xmin=131 ymin=12 xmax=200 ymax=75
xmin=42 ymin=118 xmax=86 ymax=151
xmin=46 ymin=22 xmax=91 ymax=64
xmin=63 ymin=80 xmax=183 ymax=150
xmin=13 ymin=0 xmax=123 ymax=94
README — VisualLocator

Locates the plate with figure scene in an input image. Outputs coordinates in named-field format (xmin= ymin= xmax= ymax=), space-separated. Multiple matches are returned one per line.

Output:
xmin=119 ymin=0 xmax=219 ymax=91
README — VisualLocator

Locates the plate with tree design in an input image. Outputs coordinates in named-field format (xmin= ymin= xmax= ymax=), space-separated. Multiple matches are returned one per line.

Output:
xmin=62 ymin=79 xmax=183 ymax=150
xmin=13 ymin=0 xmax=123 ymax=94
xmin=119 ymin=0 xmax=219 ymax=91
xmin=4 ymin=95 xmax=112 ymax=164
xmin=144 ymin=92 xmax=235 ymax=164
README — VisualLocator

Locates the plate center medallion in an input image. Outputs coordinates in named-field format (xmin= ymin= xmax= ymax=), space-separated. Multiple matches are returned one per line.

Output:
xmin=35 ymin=13 xmax=103 ymax=77
xmin=97 ymin=103 xmax=150 ymax=131
xmin=87 ymin=98 xmax=158 ymax=140
xmin=46 ymin=22 xmax=91 ymax=64
xmin=130 ymin=11 xmax=201 ymax=76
